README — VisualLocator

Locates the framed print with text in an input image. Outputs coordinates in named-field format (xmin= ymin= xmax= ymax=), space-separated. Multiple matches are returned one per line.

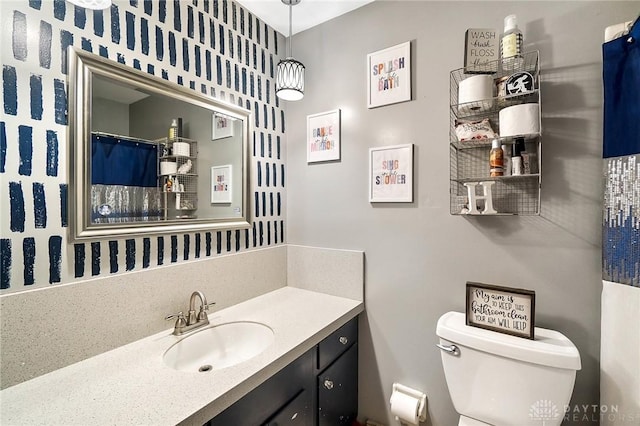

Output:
xmin=367 ymin=41 xmax=411 ymax=108
xmin=211 ymin=165 xmax=232 ymax=203
xmin=307 ymin=109 xmax=341 ymax=163
xmin=212 ymin=113 xmax=234 ymax=140
xmin=369 ymin=144 xmax=413 ymax=203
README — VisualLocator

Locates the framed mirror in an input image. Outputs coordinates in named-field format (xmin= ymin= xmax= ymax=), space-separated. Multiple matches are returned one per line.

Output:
xmin=68 ymin=48 xmax=251 ymax=241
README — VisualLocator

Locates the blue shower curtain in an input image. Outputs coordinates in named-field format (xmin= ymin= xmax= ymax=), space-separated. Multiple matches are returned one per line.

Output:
xmin=91 ymin=133 xmax=161 ymax=222
xmin=603 ymin=17 xmax=640 ymax=158
xmin=92 ymin=133 xmax=158 ymax=187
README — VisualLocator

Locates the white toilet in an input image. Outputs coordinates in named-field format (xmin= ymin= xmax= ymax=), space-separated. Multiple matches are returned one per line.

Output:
xmin=436 ymin=311 xmax=581 ymax=426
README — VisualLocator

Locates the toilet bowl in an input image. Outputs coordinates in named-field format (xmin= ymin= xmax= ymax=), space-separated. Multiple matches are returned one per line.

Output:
xmin=436 ymin=311 xmax=581 ymax=426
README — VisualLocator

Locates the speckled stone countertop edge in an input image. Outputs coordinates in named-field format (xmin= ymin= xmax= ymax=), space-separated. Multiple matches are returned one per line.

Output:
xmin=0 ymin=287 xmax=364 ymax=426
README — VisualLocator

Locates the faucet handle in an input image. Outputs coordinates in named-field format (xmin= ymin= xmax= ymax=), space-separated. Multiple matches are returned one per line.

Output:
xmin=165 ymin=311 xmax=187 ymax=327
xmin=197 ymin=302 xmax=216 ymax=321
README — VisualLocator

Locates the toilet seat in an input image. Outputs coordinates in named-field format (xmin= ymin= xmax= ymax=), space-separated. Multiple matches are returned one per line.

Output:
xmin=459 ymin=415 xmax=491 ymax=426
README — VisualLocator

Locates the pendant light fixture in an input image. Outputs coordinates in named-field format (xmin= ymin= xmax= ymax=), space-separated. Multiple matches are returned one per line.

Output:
xmin=276 ymin=0 xmax=305 ymax=101
xmin=67 ymin=0 xmax=112 ymax=10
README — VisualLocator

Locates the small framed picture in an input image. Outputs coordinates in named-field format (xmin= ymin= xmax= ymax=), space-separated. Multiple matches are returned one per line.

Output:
xmin=307 ymin=109 xmax=341 ymax=163
xmin=212 ymin=113 xmax=234 ymax=140
xmin=211 ymin=165 xmax=232 ymax=203
xmin=367 ymin=41 xmax=411 ymax=109
xmin=369 ymin=144 xmax=413 ymax=203
xmin=464 ymin=28 xmax=499 ymax=73
xmin=466 ymin=281 xmax=536 ymax=339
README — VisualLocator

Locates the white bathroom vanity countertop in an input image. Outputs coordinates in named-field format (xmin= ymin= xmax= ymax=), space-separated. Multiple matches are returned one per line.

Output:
xmin=0 ymin=287 xmax=363 ymax=425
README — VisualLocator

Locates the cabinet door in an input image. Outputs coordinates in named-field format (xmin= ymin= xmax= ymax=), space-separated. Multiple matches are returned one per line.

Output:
xmin=263 ymin=389 xmax=311 ymax=426
xmin=317 ymin=343 xmax=358 ymax=426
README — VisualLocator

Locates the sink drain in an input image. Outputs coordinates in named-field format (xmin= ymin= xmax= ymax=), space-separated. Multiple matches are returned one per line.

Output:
xmin=199 ymin=365 xmax=213 ymax=372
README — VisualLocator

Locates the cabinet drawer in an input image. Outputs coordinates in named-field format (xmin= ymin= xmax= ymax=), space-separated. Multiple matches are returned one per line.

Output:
xmin=263 ymin=390 xmax=311 ymax=426
xmin=209 ymin=349 xmax=314 ymax=426
xmin=317 ymin=317 xmax=358 ymax=371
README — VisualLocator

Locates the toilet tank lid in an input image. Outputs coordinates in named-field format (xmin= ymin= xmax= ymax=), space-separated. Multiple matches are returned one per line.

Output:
xmin=436 ymin=311 xmax=581 ymax=371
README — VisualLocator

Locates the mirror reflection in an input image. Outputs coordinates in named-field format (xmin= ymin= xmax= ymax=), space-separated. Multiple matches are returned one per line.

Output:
xmin=69 ymin=48 xmax=251 ymax=240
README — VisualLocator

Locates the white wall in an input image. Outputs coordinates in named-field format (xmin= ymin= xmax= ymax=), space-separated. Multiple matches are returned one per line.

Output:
xmin=601 ymin=281 xmax=640 ymax=425
xmin=285 ymin=2 xmax=638 ymax=424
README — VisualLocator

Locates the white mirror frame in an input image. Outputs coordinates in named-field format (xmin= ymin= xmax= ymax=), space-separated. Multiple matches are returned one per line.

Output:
xmin=68 ymin=47 xmax=251 ymax=241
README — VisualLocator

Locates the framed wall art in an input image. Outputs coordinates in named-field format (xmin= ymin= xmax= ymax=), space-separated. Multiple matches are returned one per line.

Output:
xmin=369 ymin=144 xmax=414 ymax=203
xmin=307 ymin=109 xmax=341 ymax=163
xmin=367 ymin=41 xmax=411 ymax=108
xmin=463 ymin=28 xmax=499 ymax=73
xmin=212 ymin=113 xmax=234 ymax=140
xmin=211 ymin=165 xmax=232 ymax=203
xmin=466 ymin=281 xmax=536 ymax=339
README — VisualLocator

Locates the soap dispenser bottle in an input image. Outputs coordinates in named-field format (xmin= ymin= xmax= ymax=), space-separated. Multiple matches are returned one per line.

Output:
xmin=168 ymin=119 xmax=179 ymax=141
xmin=501 ymin=14 xmax=523 ymax=71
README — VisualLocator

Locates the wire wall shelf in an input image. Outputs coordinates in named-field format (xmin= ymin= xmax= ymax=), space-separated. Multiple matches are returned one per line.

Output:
xmin=157 ymin=137 xmax=199 ymax=219
xmin=449 ymin=51 xmax=542 ymax=216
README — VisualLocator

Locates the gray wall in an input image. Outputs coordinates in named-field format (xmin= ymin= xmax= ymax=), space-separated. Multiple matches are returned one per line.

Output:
xmin=92 ymin=98 xmax=129 ymax=135
xmin=286 ymin=2 xmax=638 ymax=425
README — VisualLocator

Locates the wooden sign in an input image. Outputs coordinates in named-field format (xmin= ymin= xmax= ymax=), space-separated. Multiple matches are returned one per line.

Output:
xmin=464 ymin=28 xmax=499 ymax=73
xmin=466 ymin=282 xmax=535 ymax=339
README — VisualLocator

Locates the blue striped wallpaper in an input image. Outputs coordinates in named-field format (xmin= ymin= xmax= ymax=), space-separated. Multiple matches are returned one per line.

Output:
xmin=0 ymin=0 xmax=287 ymax=292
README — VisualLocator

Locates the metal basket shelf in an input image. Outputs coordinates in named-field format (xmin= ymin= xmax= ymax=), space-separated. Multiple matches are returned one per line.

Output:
xmin=451 ymin=89 xmax=539 ymax=120
xmin=159 ymin=154 xmax=197 ymax=160
xmin=452 ymin=174 xmax=540 ymax=184
xmin=451 ymin=132 xmax=541 ymax=149
xmin=157 ymin=136 xmax=198 ymax=218
xmin=450 ymin=51 xmax=540 ymax=103
xmin=449 ymin=178 xmax=541 ymax=216
xmin=449 ymin=51 xmax=541 ymax=216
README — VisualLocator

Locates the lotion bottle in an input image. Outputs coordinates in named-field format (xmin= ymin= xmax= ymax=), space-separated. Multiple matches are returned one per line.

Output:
xmin=490 ymin=139 xmax=504 ymax=176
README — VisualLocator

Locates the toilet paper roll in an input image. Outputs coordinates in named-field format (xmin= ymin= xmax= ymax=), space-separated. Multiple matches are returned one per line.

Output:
xmin=390 ymin=390 xmax=420 ymax=425
xmin=499 ymin=103 xmax=540 ymax=137
xmin=172 ymin=142 xmax=190 ymax=157
xmin=458 ymin=75 xmax=494 ymax=112
xmin=160 ymin=161 xmax=177 ymax=175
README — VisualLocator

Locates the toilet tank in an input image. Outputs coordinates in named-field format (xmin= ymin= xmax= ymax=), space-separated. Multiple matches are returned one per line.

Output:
xmin=436 ymin=311 xmax=581 ymax=426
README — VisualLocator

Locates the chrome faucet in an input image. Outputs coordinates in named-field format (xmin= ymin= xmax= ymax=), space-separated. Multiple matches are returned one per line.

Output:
xmin=165 ymin=291 xmax=215 ymax=335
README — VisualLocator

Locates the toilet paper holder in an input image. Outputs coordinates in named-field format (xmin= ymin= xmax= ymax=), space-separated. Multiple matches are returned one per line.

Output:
xmin=390 ymin=383 xmax=427 ymax=424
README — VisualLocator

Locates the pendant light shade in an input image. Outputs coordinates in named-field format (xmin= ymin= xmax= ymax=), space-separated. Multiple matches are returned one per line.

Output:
xmin=276 ymin=58 xmax=305 ymax=101
xmin=276 ymin=0 xmax=305 ymax=101
xmin=68 ymin=0 xmax=112 ymax=10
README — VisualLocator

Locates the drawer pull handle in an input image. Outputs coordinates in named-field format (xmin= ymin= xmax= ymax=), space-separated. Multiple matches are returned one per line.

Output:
xmin=339 ymin=336 xmax=349 ymax=345
xmin=324 ymin=379 xmax=334 ymax=390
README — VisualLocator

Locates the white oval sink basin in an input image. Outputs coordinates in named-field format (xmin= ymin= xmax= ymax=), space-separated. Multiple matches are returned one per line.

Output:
xmin=163 ymin=321 xmax=274 ymax=372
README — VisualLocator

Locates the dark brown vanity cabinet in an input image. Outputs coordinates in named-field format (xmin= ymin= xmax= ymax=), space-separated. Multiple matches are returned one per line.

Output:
xmin=206 ymin=317 xmax=358 ymax=426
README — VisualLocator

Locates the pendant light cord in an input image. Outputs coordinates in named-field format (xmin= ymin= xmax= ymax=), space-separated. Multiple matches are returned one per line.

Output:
xmin=288 ymin=3 xmax=293 ymax=58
